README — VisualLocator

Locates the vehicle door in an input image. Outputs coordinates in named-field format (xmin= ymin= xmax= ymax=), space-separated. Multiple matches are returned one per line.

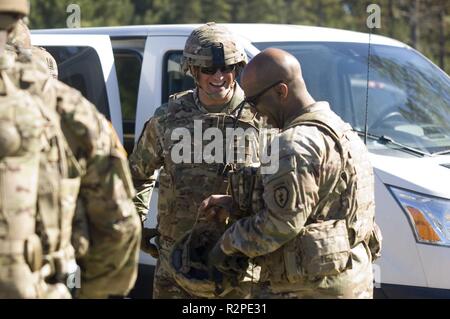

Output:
xmin=30 ymin=33 xmax=123 ymax=141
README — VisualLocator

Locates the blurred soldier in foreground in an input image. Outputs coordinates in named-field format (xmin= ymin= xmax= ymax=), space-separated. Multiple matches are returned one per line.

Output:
xmin=129 ymin=23 xmax=262 ymax=298
xmin=201 ymin=48 xmax=382 ymax=299
xmin=8 ymin=18 xmax=58 ymax=79
xmin=0 ymin=0 xmax=68 ymax=298
xmin=0 ymin=0 xmax=141 ymax=299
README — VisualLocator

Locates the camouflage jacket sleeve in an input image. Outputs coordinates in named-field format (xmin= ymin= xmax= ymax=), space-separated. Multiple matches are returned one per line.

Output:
xmin=128 ymin=107 xmax=165 ymax=222
xmin=220 ymin=126 xmax=340 ymax=258
xmin=51 ymin=80 xmax=141 ymax=298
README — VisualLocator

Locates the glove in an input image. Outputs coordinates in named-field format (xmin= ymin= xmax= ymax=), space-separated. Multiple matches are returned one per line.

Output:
xmin=208 ymin=241 xmax=249 ymax=278
xmin=141 ymin=228 xmax=160 ymax=258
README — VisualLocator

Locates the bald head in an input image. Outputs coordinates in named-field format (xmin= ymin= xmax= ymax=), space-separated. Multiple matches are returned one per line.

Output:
xmin=241 ymin=48 xmax=315 ymax=128
xmin=242 ymin=48 xmax=305 ymax=96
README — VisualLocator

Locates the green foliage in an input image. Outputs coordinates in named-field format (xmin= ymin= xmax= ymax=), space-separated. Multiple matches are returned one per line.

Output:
xmin=30 ymin=0 xmax=134 ymax=28
xmin=28 ymin=0 xmax=449 ymax=73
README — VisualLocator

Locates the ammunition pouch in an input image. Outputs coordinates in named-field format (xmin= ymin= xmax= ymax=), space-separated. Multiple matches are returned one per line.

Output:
xmin=261 ymin=219 xmax=353 ymax=284
xmin=228 ymin=166 xmax=264 ymax=218
xmin=24 ymin=234 xmax=44 ymax=273
xmin=296 ymin=219 xmax=352 ymax=278
xmin=0 ymin=235 xmax=44 ymax=274
xmin=0 ymin=235 xmax=47 ymax=298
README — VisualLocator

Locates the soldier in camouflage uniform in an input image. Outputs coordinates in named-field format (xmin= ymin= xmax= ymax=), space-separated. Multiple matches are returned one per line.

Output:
xmin=202 ymin=48 xmax=382 ymax=299
xmin=8 ymin=18 xmax=58 ymax=79
xmin=0 ymin=0 xmax=141 ymax=299
xmin=129 ymin=23 xmax=262 ymax=299
xmin=0 ymin=1 xmax=68 ymax=297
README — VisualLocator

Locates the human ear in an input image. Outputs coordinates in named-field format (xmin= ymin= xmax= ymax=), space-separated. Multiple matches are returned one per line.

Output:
xmin=277 ymin=83 xmax=289 ymax=99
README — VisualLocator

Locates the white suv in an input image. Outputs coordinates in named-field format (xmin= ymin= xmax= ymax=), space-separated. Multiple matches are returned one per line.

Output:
xmin=32 ymin=24 xmax=450 ymax=299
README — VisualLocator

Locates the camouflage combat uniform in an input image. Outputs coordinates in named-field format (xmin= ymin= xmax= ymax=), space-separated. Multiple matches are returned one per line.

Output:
xmin=0 ymin=57 xmax=76 ymax=298
xmin=219 ymin=102 xmax=382 ymax=299
xmin=8 ymin=19 xmax=58 ymax=79
xmin=129 ymin=85 xmax=261 ymax=298
xmin=0 ymin=12 xmax=141 ymax=298
xmin=0 ymin=0 xmax=76 ymax=299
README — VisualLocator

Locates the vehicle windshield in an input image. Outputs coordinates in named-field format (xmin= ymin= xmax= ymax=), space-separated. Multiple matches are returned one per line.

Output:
xmin=254 ymin=42 xmax=450 ymax=155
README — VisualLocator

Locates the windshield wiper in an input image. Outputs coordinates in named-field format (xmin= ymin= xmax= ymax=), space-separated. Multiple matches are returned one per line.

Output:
xmin=433 ymin=149 xmax=450 ymax=156
xmin=353 ymin=130 xmax=429 ymax=157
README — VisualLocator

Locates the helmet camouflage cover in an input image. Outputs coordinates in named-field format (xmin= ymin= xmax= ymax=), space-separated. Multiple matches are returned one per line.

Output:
xmin=0 ymin=0 xmax=29 ymax=30
xmin=181 ymin=22 xmax=247 ymax=73
xmin=0 ymin=0 xmax=29 ymax=16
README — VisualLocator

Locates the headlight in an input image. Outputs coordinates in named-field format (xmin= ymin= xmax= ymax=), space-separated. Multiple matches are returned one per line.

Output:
xmin=389 ymin=186 xmax=450 ymax=247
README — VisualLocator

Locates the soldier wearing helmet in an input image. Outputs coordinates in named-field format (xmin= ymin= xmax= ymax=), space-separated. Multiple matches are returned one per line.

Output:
xmin=0 ymin=0 xmax=141 ymax=299
xmin=181 ymin=22 xmax=248 ymax=107
xmin=129 ymin=23 xmax=263 ymax=299
xmin=0 ymin=0 xmax=72 ymax=298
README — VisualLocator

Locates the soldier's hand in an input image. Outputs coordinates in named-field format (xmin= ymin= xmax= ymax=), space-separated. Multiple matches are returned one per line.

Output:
xmin=203 ymin=205 xmax=230 ymax=223
xmin=141 ymin=227 xmax=159 ymax=258
xmin=200 ymin=195 xmax=234 ymax=221
xmin=208 ymin=241 xmax=248 ymax=278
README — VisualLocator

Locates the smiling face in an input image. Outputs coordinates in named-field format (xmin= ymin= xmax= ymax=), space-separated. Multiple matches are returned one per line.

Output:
xmin=196 ymin=66 xmax=236 ymax=107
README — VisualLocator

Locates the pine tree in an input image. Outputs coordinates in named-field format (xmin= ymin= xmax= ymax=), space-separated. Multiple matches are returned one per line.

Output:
xmin=200 ymin=0 xmax=231 ymax=23
xmin=27 ymin=0 xmax=448 ymax=73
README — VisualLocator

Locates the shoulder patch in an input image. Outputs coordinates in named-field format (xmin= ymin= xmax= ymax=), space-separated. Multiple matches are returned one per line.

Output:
xmin=274 ymin=186 xmax=290 ymax=208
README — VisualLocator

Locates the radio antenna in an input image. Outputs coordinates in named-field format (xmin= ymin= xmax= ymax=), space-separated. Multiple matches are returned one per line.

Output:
xmin=364 ymin=27 xmax=373 ymax=145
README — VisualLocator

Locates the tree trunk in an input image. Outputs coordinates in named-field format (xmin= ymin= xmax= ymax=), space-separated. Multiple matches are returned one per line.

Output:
xmin=438 ymin=6 xmax=446 ymax=70
xmin=410 ymin=0 xmax=420 ymax=49
xmin=316 ymin=0 xmax=324 ymax=26
xmin=230 ymin=0 xmax=239 ymax=22
xmin=388 ymin=0 xmax=394 ymax=38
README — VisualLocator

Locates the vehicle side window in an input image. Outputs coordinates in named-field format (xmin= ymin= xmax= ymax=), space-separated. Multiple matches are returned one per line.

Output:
xmin=44 ymin=46 xmax=110 ymax=120
xmin=162 ymin=51 xmax=195 ymax=104
xmin=114 ymin=49 xmax=143 ymax=155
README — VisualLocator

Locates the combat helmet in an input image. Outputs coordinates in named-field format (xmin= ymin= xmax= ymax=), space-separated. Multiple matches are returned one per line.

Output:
xmin=0 ymin=0 xmax=29 ymax=16
xmin=0 ymin=0 xmax=29 ymax=30
xmin=170 ymin=220 xmax=248 ymax=298
xmin=181 ymin=22 xmax=247 ymax=75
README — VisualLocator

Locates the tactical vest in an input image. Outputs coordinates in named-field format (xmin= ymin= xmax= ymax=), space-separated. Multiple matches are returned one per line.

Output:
xmin=156 ymin=90 xmax=260 ymax=243
xmin=285 ymin=106 xmax=375 ymax=247
xmin=0 ymin=68 xmax=80 ymax=298
xmin=256 ymin=104 xmax=379 ymax=285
